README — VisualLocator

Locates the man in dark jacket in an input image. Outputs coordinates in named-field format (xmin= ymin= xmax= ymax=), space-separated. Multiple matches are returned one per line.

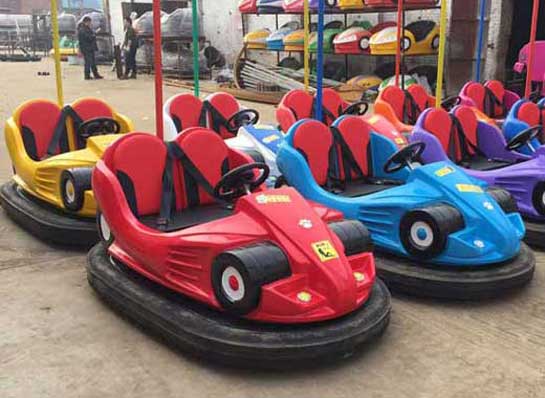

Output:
xmin=122 ymin=16 xmax=138 ymax=79
xmin=78 ymin=16 xmax=103 ymax=80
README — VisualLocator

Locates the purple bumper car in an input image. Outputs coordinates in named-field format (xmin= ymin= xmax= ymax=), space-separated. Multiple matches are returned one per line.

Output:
xmin=411 ymin=105 xmax=545 ymax=248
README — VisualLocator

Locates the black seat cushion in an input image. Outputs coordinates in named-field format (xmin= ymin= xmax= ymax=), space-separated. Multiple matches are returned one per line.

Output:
xmin=333 ymin=179 xmax=403 ymax=198
xmin=140 ymin=204 xmax=234 ymax=232
xmin=459 ymin=156 xmax=513 ymax=171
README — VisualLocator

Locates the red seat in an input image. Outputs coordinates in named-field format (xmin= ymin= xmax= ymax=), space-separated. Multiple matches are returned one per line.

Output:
xmin=464 ymin=81 xmax=507 ymax=119
xmin=109 ymin=133 xmax=170 ymax=217
xmin=292 ymin=118 xmax=373 ymax=186
xmin=292 ymin=120 xmax=334 ymax=186
xmin=106 ymin=129 xmax=247 ymax=230
xmin=322 ymin=88 xmax=349 ymax=125
xmin=421 ymin=108 xmax=459 ymax=161
xmin=517 ymin=101 xmax=542 ymax=127
xmin=407 ymin=84 xmax=434 ymax=114
xmin=484 ymin=80 xmax=506 ymax=118
xmin=333 ymin=117 xmax=372 ymax=181
xmin=276 ymin=90 xmax=314 ymax=132
xmin=205 ymin=92 xmax=242 ymax=139
xmin=70 ymin=98 xmax=116 ymax=149
xmin=422 ymin=106 xmax=480 ymax=163
xmin=168 ymin=94 xmax=204 ymax=133
xmin=380 ymin=86 xmax=406 ymax=122
xmin=16 ymin=100 xmax=67 ymax=161
xmin=173 ymin=128 xmax=231 ymax=206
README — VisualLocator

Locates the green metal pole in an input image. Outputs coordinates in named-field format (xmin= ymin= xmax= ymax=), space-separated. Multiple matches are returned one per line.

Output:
xmin=192 ymin=0 xmax=200 ymax=97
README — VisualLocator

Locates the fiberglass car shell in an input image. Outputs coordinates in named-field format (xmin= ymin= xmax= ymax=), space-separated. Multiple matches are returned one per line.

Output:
xmin=276 ymin=116 xmax=535 ymax=298
xmin=333 ymin=22 xmax=392 ymax=54
xmin=267 ymin=21 xmax=300 ymax=50
xmin=370 ymin=20 xmax=439 ymax=55
xmin=309 ymin=21 xmax=344 ymax=53
xmin=411 ymin=106 xmax=545 ymax=247
xmin=87 ymin=129 xmax=391 ymax=367
xmin=0 ymin=98 xmax=133 ymax=246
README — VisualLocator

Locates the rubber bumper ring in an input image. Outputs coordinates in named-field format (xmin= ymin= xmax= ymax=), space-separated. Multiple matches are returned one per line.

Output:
xmin=523 ymin=219 xmax=545 ymax=250
xmin=375 ymin=243 xmax=535 ymax=300
xmin=0 ymin=180 xmax=97 ymax=247
xmin=86 ymin=243 xmax=392 ymax=369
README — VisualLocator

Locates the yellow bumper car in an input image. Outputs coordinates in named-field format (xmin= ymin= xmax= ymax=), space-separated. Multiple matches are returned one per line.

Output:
xmin=0 ymin=97 xmax=133 ymax=246
xmin=244 ymin=28 xmax=271 ymax=50
xmin=370 ymin=20 xmax=439 ymax=55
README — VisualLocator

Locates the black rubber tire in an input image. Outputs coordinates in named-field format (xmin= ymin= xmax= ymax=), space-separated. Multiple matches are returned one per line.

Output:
xmin=523 ymin=219 xmax=545 ymax=250
xmin=242 ymin=149 xmax=265 ymax=164
xmin=399 ymin=204 xmax=464 ymax=259
xmin=329 ymin=220 xmax=373 ymax=256
xmin=487 ymin=186 xmax=518 ymax=214
xmin=60 ymin=168 xmax=93 ymax=212
xmin=0 ymin=180 xmax=97 ymax=247
xmin=87 ymin=243 xmax=391 ymax=369
xmin=358 ymin=37 xmax=370 ymax=52
xmin=531 ymin=181 xmax=545 ymax=216
xmin=375 ymin=242 xmax=535 ymax=300
xmin=211 ymin=243 xmax=290 ymax=316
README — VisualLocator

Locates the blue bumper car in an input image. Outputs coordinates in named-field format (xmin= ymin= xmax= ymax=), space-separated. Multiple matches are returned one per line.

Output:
xmin=276 ymin=116 xmax=535 ymax=299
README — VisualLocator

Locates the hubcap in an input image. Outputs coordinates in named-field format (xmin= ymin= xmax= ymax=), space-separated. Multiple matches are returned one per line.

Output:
xmin=221 ymin=266 xmax=245 ymax=302
xmin=432 ymin=36 xmax=439 ymax=49
xmin=541 ymin=192 xmax=545 ymax=207
xmin=402 ymin=38 xmax=410 ymax=51
xmin=65 ymin=180 xmax=75 ymax=203
xmin=410 ymin=221 xmax=434 ymax=249
xmin=360 ymin=38 xmax=370 ymax=50
xmin=99 ymin=213 xmax=111 ymax=242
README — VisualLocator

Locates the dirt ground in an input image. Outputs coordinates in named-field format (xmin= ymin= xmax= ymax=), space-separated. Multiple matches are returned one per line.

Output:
xmin=1 ymin=59 xmax=544 ymax=398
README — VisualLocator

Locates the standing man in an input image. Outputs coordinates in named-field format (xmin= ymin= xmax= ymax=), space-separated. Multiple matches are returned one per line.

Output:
xmin=122 ymin=16 xmax=138 ymax=79
xmin=78 ymin=16 xmax=103 ymax=80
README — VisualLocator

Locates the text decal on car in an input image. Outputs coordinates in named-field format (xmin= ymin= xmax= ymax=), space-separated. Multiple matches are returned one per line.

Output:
xmin=312 ymin=240 xmax=339 ymax=262
xmin=456 ymin=184 xmax=483 ymax=193
xmin=435 ymin=166 xmax=455 ymax=177
xmin=255 ymin=194 xmax=291 ymax=204
xmin=263 ymin=134 xmax=281 ymax=144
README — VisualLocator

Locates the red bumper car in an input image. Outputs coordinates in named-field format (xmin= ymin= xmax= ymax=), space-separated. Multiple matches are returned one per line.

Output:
xmin=87 ymin=128 xmax=391 ymax=367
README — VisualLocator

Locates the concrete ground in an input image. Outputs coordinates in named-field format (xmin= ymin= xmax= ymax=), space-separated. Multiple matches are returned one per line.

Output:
xmin=1 ymin=59 xmax=545 ymax=398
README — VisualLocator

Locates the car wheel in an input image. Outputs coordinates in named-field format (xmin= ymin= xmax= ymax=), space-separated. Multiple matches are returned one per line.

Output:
xmin=431 ymin=35 xmax=440 ymax=50
xmin=358 ymin=37 xmax=370 ymax=52
xmin=401 ymin=36 xmax=412 ymax=52
xmin=97 ymin=211 xmax=114 ymax=247
xmin=60 ymin=168 xmax=92 ymax=212
xmin=329 ymin=220 xmax=373 ymax=255
xmin=400 ymin=205 xmax=464 ymax=259
xmin=325 ymin=0 xmax=337 ymax=7
xmin=212 ymin=244 xmax=290 ymax=316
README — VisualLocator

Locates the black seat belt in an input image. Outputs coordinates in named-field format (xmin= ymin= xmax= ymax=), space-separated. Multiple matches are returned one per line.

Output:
xmin=450 ymin=114 xmax=487 ymax=164
xmin=330 ymin=126 xmax=368 ymax=184
xmin=46 ymin=105 xmax=85 ymax=156
xmin=403 ymin=91 xmax=421 ymax=125
xmin=201 ymin=100 xmax=231 ymax=135
xmin=484 ymin=86 xmax=506 ymax=118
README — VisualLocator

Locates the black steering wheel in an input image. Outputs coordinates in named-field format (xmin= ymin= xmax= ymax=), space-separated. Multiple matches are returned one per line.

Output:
xmin=441 ymin=96 xmax=461 ymax=111
xmin=214 ymin=162 xmax=269 ymax=202
xmin=78 ymin=117 xmax=121 ymax=140
xmin=342 ymin=101 xmax=369 ymax=116
xmin=383 ymin=142 xmax=426 ymax=174
xmin=506 ymin=125 xmax=542 ymax=151
xmin=226 ymin=109 xmax=260 ymax=133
